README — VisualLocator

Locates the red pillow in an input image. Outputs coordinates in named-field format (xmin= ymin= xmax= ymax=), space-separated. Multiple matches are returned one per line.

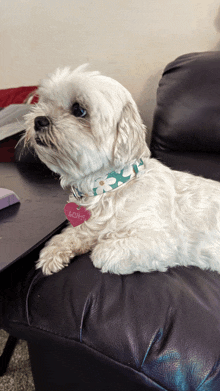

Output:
xmin=0 ymin=86 xmax=38 ymax=162
xmin=0 ymin=86 xmax=38 ymax=108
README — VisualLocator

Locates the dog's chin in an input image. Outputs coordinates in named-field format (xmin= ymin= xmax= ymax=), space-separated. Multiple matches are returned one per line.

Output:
xmin=34 ymin=135 xmax=56 ymax=149
xmin=35 ymin=137 xmax=47 ymax=147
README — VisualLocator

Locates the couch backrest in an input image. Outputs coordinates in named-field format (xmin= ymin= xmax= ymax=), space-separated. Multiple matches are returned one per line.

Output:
xmin=150 ymin=51 xmax=220 ymax=181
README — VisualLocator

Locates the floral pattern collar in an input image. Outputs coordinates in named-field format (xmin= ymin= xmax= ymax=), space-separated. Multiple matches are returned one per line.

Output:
xmin=71 ymin=159 xmax=144 ymax=199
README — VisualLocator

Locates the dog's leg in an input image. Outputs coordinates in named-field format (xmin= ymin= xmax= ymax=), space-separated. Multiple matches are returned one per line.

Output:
xmin=91 ymin=236 xmax=177 ymax=274
xmin=36 ymin=224 xmax=96 ymax=275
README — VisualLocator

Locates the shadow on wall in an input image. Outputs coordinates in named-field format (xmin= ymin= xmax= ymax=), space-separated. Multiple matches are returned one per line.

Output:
xmin=137 ymin=70 xmax=163 ymax=146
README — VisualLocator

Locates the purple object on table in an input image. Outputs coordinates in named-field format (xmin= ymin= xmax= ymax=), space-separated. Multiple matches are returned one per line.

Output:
xmin=0 ymin=188 xmax=20 ymax=210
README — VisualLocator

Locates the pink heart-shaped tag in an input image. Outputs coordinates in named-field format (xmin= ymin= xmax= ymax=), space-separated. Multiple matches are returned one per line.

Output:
xmin=64 ymin=202 xmax=91 ymax=227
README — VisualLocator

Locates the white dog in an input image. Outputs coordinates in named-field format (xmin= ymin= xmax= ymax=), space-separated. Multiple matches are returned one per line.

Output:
xmin=24 ymin=65 xmax=220 ymax=276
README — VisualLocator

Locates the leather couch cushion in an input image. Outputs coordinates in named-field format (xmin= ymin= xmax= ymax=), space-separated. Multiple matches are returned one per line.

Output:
xmin=2 ymin=253 xmax=220 ymax=389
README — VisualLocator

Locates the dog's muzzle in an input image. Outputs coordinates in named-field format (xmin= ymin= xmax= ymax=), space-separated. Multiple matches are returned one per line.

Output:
xmin=34 ymin=116 xmax=51 ymax=146
xmin=34 ymin=116 xmax=50 ymax=132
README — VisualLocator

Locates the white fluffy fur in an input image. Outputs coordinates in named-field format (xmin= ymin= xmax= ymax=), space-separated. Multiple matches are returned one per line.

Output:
xmin=24 ymin=65 xmax=220 ymax=275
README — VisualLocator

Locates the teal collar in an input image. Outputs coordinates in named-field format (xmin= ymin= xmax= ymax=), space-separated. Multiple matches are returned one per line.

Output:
xmin=71 ymin=159 xmax=144 ymax=199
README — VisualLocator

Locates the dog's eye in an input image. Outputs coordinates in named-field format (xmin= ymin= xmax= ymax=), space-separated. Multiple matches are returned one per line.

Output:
xmin=71 ymin=102 xmax=87 ymax=118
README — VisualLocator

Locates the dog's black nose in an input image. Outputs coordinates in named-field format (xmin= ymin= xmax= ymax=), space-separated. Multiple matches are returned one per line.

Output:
xmin=34 ymin=116 xmax=50 ymax=131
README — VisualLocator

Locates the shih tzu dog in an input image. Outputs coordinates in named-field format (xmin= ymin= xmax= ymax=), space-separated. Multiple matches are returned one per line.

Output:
xmin=24 ymin=64 xmax=220 ymax=275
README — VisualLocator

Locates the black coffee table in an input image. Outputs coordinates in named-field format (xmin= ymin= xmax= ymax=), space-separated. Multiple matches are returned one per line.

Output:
xmin=0 ymin=162 xmax=68 ymax=375
xmin=0 ymin=162 xmax=68 ymax=271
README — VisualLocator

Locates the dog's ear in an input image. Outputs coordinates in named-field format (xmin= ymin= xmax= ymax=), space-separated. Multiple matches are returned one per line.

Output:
xmin=113 ymin=102 xmax=149 ymax=165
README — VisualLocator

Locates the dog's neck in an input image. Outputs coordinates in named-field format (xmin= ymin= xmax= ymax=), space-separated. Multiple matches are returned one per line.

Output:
xmin=71 ymin=158 xmax=144 ymax=200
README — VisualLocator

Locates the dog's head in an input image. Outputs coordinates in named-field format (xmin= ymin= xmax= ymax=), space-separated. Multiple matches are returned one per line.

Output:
xmin=24 ymin=65 xmax=150 ymax=188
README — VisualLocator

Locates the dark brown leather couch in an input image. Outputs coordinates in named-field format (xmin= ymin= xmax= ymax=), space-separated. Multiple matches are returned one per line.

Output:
xmin=2 ymin=51 xmax=220 ymax=390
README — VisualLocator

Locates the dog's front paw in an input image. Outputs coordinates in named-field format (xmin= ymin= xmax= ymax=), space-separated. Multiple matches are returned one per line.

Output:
xmin=91 ymin=242 xmax=137 ymax=275
xmin=36 ymin=243 xmax=75 ymax=275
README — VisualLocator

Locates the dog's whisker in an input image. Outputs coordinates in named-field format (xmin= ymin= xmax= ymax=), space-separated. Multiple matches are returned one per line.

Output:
xmin=16 ymin=133 xmax=26 ymax=148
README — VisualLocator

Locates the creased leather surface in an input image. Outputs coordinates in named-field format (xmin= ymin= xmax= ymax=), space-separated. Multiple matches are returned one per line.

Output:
xmin=2 ymin=254 xmax=220 ymax=390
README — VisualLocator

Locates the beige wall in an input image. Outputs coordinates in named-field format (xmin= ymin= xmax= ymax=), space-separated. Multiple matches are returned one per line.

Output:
xmin=1 ymin=0 xmax=220 ymax=133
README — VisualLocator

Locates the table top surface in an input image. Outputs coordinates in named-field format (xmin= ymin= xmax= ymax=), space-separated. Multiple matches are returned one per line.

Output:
xmin=0 ymin=162 xmax=68 ymax=271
